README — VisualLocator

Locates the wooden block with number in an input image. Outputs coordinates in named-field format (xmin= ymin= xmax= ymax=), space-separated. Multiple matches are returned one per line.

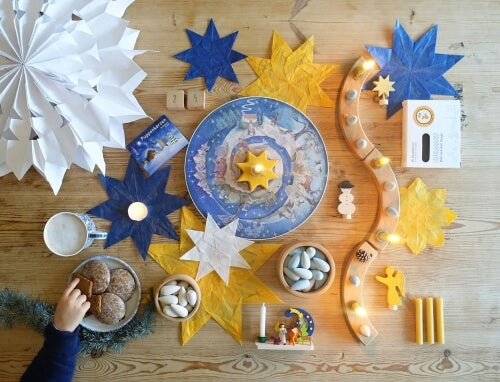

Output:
xmin=166 ymin=89 xmax=185 ymax=110
xmin=186 ymin=89 xmax=205 ymax=110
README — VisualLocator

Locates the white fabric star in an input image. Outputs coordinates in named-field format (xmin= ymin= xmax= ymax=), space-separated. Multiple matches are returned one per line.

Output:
xmin=180 ymin=214 xmax=253 ymax=285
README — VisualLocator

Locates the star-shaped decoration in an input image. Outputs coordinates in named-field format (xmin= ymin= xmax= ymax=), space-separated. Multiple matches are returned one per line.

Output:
xmin=149 ymin=207 xmax=282 ymax=345
xmin=235 ymin=150 xmax=279 ymax=191
xmin=173 ymin=19 xmax=246 ymax=91
xmin=87 ymin=157 xmax=190 ymax=260
xmin=180 ymin=214 xmax=252 ymax=284
xmin=238 ymin=31 xmax=336 ymax=112
xmin=372 ymin=75 xmax=395 ymax=104
xmin=395 ymin=178 xmax=456 ymax=255
xmin=366 ymin=20 xmax=463 ymax=118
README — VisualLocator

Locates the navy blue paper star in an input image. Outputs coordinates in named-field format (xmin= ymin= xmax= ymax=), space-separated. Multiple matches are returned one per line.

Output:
xmin=87 ymin=157 xmax=189 ymax=260
xmin=366 ymin=20 xmax=463 ymax=118
xmin=173 ymin=19 xmax=246 ymax=91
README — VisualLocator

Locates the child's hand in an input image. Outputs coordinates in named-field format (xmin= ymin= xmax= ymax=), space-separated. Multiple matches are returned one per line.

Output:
xmin=53 ymin=278 xmax=91 ymax=332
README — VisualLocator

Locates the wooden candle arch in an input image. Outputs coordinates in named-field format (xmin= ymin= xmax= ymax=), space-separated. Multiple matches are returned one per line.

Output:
xmin=338 ymin=57 xmax=400 ymax=345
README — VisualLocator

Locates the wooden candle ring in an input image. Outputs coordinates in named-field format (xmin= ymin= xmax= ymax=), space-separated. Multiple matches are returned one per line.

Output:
xmin=338 ymin=57 xmax=401 ymax=345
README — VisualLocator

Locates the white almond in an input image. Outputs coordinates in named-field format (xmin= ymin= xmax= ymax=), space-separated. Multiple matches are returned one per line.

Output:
xmin=305 ymin=246 xmax=316 ymax=258
xmin=158 ymin=295 xmax=178 ymax=306
xmin=291 ymin=279 xmax=310 ymax=291
xmin=360 ymin=324 xmax=371 ymax=337
xmin=301 ymin=279 xmax=315 ymax=292
xmin=178 ymin=287 xmax=188 ymax=306
xmin=162 ymin=305 xmax=178 ymax=317
xmin=187 ymin=289 xmax=198 ymax=306
xmin=300 ymin=251 xmax=311 ymax=269
xmin=283 ymin=267 xmax=300 ymax=281
xmin=292 ymin=267 xmax=313 ymax=280
xmin=312 ymin=257 xmax=330 ymax=272
xmin=178 ymin=281 xmax=189 ymax=288
xmin=166 ymin=280 xmax=178 ymax=285
xmin=171 ymin=304 xmax=189 ymax=318
xmin=288 ymin=252 xmax=301 ymax=269
xmin=311 ymin=269 xmax=324 ymax=281
xmin=160 ymin=284 xmax=181 ymax=296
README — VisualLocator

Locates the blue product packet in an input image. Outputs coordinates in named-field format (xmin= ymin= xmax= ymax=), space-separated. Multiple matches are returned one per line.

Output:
xmin=127 ymin=115 xmax=189 ymax=175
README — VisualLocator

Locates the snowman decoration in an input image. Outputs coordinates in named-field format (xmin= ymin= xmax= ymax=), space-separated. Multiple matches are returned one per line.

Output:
xmin=338 ymin=180 xmax=355 ymax=219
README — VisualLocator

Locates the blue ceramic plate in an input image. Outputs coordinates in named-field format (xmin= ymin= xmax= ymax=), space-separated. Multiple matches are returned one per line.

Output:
xmin=185 ymin=97 xmax=328 ymax=239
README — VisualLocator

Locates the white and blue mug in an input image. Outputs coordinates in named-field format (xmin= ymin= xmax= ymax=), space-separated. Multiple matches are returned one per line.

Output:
xmin=43 ymin=212 xmax=107 ymax=257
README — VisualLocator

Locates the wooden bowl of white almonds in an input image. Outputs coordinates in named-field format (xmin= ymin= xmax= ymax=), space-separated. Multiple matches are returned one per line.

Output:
xmin=277 ymin=241 xmax=335 ymax=297
xmin=154 ymin=274 xmax=201 ymax=322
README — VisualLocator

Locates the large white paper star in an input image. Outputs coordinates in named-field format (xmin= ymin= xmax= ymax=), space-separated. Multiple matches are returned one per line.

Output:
xmin=180 ymin=214 xmax=253 ymax=285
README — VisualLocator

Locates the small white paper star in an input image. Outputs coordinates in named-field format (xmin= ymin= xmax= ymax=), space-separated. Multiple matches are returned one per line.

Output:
xmin=180 ymin=214 xmax=253 ymax=285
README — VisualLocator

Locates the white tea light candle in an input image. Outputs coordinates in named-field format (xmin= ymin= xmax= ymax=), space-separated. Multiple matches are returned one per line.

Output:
xmin=128 ymin=202 xmax=148 ymax=221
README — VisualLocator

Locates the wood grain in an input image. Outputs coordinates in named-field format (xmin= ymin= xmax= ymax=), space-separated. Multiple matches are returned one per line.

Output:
xmin=1 ymin=0 xmax=500 ymax=381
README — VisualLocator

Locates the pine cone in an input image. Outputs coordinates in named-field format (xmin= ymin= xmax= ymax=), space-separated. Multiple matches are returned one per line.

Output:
xmin=355 ymin=249 xmax=372 ymax=263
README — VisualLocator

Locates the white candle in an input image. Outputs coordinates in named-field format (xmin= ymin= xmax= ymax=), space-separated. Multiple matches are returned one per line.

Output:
xmin=252 ymin=164 xmax=264 ymax=175
xmin=128 ymin=202 xmax=148 ymax=221
xmin=259 ymin=303 xmax=266 ymax=338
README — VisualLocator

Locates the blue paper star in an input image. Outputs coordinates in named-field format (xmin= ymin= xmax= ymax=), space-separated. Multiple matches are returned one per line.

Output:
xmin=173 ymin=19 xmax=246 ymax=91
xmin=87 ymin=157 xmax=189 ymax=260
xmin=366 ymin=20 xmax=463 ymax=118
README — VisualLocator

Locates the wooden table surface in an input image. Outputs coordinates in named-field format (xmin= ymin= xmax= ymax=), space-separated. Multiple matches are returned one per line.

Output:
xmin=1 ymin=1 xmax=499 ymax=380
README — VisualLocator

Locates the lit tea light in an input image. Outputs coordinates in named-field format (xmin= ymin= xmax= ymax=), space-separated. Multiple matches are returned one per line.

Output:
xmin=252 ymin=164 xmax=264 ymax=175
xmin=353 ymin=59 xmax=375 ymax=79
xmin=377 ymin=230 xmax=400 ymax=244
xmin=351 ymin=301 xmax=366 ymax=317
xmin=128 ymin=201 xmax=148 ymax=221
xmin=372 ymin=156 xmax=390 ymax=168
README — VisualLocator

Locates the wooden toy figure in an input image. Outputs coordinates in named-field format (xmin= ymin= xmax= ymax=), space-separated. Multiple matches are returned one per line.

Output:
xmin=278 ymin=323 xmax=287 ymax=345
xmin=375 ymin=266 xmax=406 ymax=310
xmin=338 ymin=180 xmax=356 ymax=219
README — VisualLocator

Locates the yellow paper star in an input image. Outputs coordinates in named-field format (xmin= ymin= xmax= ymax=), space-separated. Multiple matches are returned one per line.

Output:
xmin=238 ymin=31 xmax=336 ymax=112
xmin=236 ymin=150 xmax=278 ymax=191
xmin=372 ymin=75 xmax=395 ymax=98
xmin=396 ymin=178 xmax=456 ymax=255
xmin=149 ymin=207 xmax=282 ymax=345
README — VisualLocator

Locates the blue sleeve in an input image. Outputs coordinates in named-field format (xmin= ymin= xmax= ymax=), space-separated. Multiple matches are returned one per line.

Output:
xmin=20 ymin=323 xmax=80 ymax=382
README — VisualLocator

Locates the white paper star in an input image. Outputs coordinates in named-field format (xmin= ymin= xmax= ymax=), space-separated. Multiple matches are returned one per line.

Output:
xmin=180 ymin=214 xmax=253 ymax=285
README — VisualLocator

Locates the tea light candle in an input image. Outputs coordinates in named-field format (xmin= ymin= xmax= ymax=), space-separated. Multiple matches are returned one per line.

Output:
xmin=252 ymin=164 xmax=264 ymax=175
xmin=372 ymin=156 xmax=390 ymax=168
xmin=377 ymin=231 xmax=400 ymax=244
xmin=259 ymin=303 xmax=267 ymax=342
xmin=351 ymin=301 xmax=366 ymax=317
xmin=353 ymin=59 xmax=375 ymax=79
xmin=128 ymin=202 xmax=148 ymax=221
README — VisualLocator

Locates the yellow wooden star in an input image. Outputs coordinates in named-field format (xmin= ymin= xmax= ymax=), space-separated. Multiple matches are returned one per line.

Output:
xmin=372 ymin=75 xmax=395 ymax=98
xmin=238 ymin=31 xmax=336 ymax=112
xmin=236 ymin=150 xmax=278 ymax=191
xmin=396 ymin=178 xmax=456 ymax=255
xmin=149 ymin=207 xmax=282 ymax=345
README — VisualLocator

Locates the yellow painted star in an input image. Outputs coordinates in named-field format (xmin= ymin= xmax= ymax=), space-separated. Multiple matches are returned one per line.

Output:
xmin=149 ymin=207 xmax=282 ymax=345
xmin=236 ymin=150 xmax=278 ymax=191
xmin=396 ymin=178 xmax=456 ymax=255
xmin=373 ymin=75 xmax=395 ymax=98
xmin=239 ymin=31 xmax=336 ymax=112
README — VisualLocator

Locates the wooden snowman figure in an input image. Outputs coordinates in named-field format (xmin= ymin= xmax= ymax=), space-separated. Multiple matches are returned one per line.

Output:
xmin=338 ymin=180 xmax=355 ymax=219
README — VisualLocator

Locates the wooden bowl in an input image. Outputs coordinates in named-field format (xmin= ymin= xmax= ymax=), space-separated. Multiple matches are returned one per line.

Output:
xmin=154 ymin=274 xmax=201 ymax=322
xmin=277 ymin=241 xmax=335 ymax=297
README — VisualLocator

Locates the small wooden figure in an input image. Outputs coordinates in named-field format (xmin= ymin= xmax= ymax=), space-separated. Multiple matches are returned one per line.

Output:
xmin=278 ymin=323 xmax=287 ymax=345
xmin=338 ymin=180 xmax=355 ymax=219
xmin=372 ymin=75 xmax=395 ymax=106
xmin=166 ymin=89 xmax=185 ymax=110
xmin=375 ymin=266 xmax=406 ymax=310
xmin=187 ymin=89 xmax=206 ymax=110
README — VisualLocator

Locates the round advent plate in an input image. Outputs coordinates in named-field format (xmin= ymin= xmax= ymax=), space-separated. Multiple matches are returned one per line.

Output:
xmin=185 ymin=96 xmax=329 ymax=239
xmin=69 ymin=255 xmax=141 ymax=332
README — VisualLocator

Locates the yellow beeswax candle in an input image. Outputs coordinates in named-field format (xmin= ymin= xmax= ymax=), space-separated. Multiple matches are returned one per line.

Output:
xmin=435 ymin=297 xmax=445 ymax=344
xmin=415 ymin=298 xmax=423 ymax=345
xmin=425 ymin=297 xmax=434 ymax=344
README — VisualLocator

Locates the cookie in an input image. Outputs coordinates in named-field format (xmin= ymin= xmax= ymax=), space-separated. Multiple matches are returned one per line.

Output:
xmin=80 ymin=260 xmax=110 ymax=294
xmin=97 ymin=292 xmax=125 ymax=325
xmin=89 ymin=294 xmax=102 ymax=316
xmin=107 ymin=268 xmax=136 ymax=301
xmin=71 ymin=273 xmax=93 ymax=299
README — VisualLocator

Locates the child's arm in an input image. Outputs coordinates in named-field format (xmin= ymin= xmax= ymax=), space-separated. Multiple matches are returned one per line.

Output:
xmin=21 ymin=278 xmax=90 ymax=382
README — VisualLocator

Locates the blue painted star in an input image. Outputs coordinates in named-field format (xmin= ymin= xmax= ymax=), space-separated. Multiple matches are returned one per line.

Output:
xmin=87 ymin=157 xmax=189 ymax=260
xmin=173 ymin=19 xmax=246 ymax=91
xmin=366 ymin=20 xmax=463 ymax=118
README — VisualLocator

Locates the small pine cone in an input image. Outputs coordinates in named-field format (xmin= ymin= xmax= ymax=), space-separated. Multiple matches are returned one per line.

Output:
xmin=355 ymin=249 xmax=372 ymax=263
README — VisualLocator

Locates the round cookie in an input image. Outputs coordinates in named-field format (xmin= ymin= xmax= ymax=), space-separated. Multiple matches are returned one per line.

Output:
xmin=97 ymin=292 xmax=125 ymax=325
xmin=80 ymin=260 xmax=110 ymax=294
xmin=107 ymin=268 xmax=136 ymax=301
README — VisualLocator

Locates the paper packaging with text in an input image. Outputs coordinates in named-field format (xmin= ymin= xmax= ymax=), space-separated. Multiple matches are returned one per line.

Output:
xmin=127 ymin=115 xmax=188 ymax=175
xmin=402 ymin=100 xmax=461 ymax=168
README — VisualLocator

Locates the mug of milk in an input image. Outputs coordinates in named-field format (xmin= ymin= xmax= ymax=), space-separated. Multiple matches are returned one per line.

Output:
xmin=43 ymin=212 xmax=107 ymax=257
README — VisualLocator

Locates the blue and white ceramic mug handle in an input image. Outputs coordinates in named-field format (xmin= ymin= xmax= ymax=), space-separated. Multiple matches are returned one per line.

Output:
xmin=89 ymin=231 xmax=107 ymax=240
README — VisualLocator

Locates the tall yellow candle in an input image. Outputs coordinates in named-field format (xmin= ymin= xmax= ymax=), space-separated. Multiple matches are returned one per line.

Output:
xmin=415 ymin=298 xmax=423 ymax=345
xmin=425 ymin=297 xmax=434 ymax=344
xmin=435 ymin=297 xmax=445 ymax=344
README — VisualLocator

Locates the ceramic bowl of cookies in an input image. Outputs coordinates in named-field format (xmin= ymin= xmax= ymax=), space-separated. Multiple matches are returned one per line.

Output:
xmin=277 ymin=241 xmax=335 ymax=297
xmin=154 ymin=274 xmax=201 ymax=322
xmin=70 ymin=255 xmax=141 ymax=332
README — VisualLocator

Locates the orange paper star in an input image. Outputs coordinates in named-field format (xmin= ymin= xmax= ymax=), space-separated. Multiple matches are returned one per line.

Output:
xmin=396 ymin=178 xmax=456 ymax=254
xmin=238 ymin=31 xmax=336 ymax=112
xmin=149 ymin=207 xmax=282 ymax=345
